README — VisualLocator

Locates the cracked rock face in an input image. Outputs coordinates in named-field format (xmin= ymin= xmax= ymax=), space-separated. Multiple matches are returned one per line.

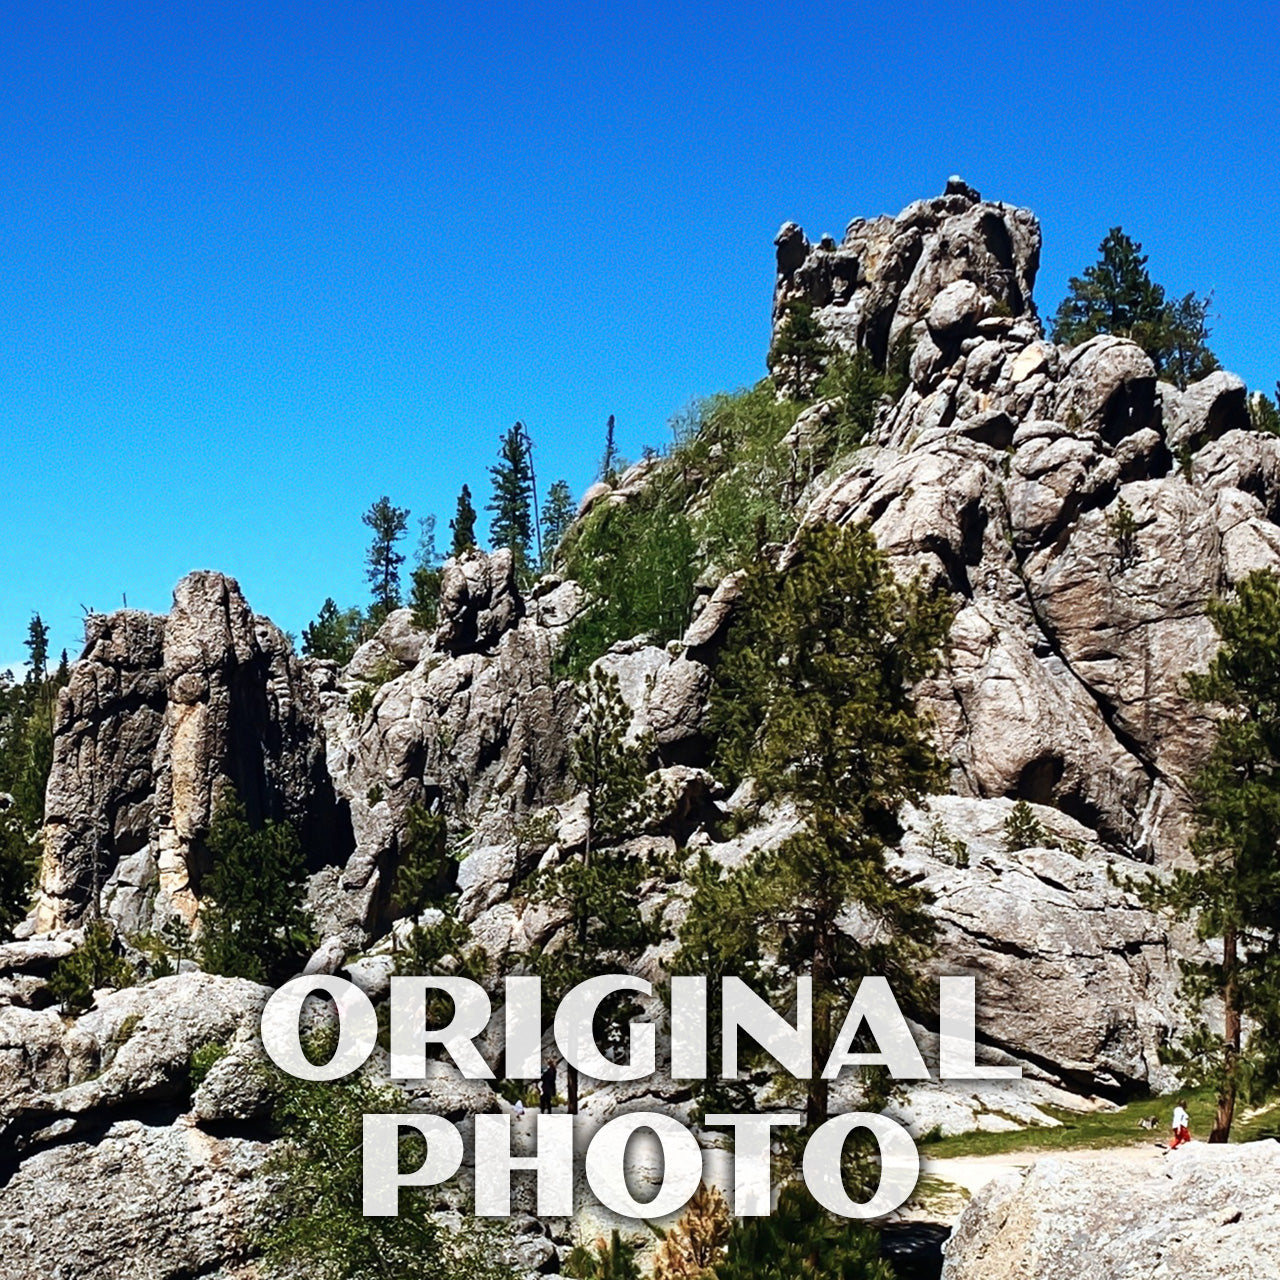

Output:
xmin=773 ymin=178 xmax=1041 ymax=368
xmin=796 ymin=255 xmax=1280 ymax=863
xmin=38 ymin=572 xmax=347 ymax=933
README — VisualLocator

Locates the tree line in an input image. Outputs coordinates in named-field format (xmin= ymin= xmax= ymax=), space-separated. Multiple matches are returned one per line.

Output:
xmin=303 ymin=420 xmax=585 ymax=664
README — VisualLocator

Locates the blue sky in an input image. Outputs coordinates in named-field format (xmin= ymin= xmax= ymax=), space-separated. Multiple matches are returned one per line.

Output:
xmin=1 ymin=1 xmax=1277 ymax=667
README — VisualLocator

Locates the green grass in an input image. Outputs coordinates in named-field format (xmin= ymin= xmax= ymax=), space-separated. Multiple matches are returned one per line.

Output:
xmin=920 ymin=1088 xmax=1280 ymax=1159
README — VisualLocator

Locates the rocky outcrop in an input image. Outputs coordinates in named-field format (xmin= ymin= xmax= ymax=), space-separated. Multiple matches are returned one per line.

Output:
xmin=794 ymin=245 xmax=1280 ymax=862
xmin=773 ymin=177 xmax=1041 ymax=367
xmin=941 ymin=1142 xmax=1280 ymax=1280
xmin=38 ymin=572 xmax=349 ymax=932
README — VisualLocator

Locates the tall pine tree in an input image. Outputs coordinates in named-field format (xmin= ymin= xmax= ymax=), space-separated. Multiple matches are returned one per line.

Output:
xmin=533 ymin=667 xmax=654 ymax=1113
xmin=487 ymin=425 xmax=534 ymax=568
xmin=449 ymin=484 xmax=478 ymax=556
xmin=540 ymin=479 xmax=574 ymax=566
xmin=1052 ymin=227 xmax=1217 ymax=386
xmin=362 ymin=496 xmax=410 ymax=624
xmin=1134 ymin=570 xmax=1280 ymax=1141
xmin=676 ymin=522 xmax=951 ymax=1126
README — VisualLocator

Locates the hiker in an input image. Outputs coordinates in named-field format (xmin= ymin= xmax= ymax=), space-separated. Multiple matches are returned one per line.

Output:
xmin=512 ymin=1097 xmax=526 ymax=1120
xmin=540 ymin=1060 xmax=557 ymax=1113
xmin=1170 ymin=1100 xmax=1191 ymax=1148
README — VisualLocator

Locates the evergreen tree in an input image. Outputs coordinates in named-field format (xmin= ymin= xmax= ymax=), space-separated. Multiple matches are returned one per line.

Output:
xmin=565 ymin=1231 xmax=641 ymax=1280
xmin=1162 ymin=291 xmax=1220 ymax=390
xmin=1133 ymin=570 xmax=1280 ymax=1141
xmin=302 ymin=599 xmax=362 ymax=664
xmin=541 ymin=479 xmax=574 ymax=565
xmin=713 ymin=1183 xmax=893 ymax=1280
xmin=261 ymin=1061 xmax=512 ymax=1280
xmin=46 ymin=919 xmax=136 ymax=1013
xmin=653 ymin=1183 xmax=731 ymax=1280
xmin=362 ymin=496 xmax=410 ymax=624
xmin=487 ymin=424 xmax=534 ymax=567
xmin=0 ymin=801 xmax=34 ymax=940
xmin=600 ymin=415 xmax=619 ymax=483
xmin=767 ymin=299 xmax=831 ymax=399
xmin=676 ymin=522 xmax=951 ymax=1125
xmin=1052 ymin=228 xmax=1217 ymax=385
xmin=533 ymin=667 xmax=655 ymax=1113
xmin=198 ymin=793 xmax=315 ymax=984
xmin=25 ymin=614 xmax=49 ymax=684
xmin=389 ymin=802 xmax=451 ymax=931
xmin=571 ymin=668 xmax=650 ymax=863
xmin=450 ymin=484 xmax=478 ymax=556
xmin=1250 ymin=386 xmax=1280 ymax=435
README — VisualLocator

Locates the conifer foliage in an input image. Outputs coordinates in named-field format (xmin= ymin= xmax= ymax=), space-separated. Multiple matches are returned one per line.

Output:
xmin=1051 ymin=227 xmax=1218 ymax=389
xmin=487 ymin=423 xmax=534 ymax=568
xmin=1134 ymin=569 xmax=1280 ymax=1141
xmin=198 ymin=793 xmax=315 ymax=984
xmin=713 ymin=1184 xmax=893 ymax=1280
xmin=534 ymin=667 xmax=656 ymax=1112
xmin=363 ymin=496 xmax=410 ymax=623
xmin=678 ymin=521 xmax=951 ymax=1124
xmin=652 ymin=1184 xmax=731 ymax=1280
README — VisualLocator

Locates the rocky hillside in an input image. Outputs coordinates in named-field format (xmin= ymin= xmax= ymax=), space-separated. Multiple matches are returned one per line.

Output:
xmin=4 ymin=179 xmax=1278 ymax=1278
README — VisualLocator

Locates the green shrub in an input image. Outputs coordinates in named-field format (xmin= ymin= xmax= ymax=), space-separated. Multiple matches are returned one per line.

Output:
xmin=556 ymin=498 xmax=696 ymax=678
xmin=260 ymin=1060 xmax=513 ymax=1280
xmin=1003 ymin=800 xmax=1049 ymax=852
xmin=47 ymin=919 xmax=137 ymax=1014
xmin=189 ymin=1040 xmax=230 ymax=1087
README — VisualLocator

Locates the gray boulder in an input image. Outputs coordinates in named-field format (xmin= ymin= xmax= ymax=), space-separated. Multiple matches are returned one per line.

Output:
xmin=942 ymin=1141 xmax=1280 ymax=1280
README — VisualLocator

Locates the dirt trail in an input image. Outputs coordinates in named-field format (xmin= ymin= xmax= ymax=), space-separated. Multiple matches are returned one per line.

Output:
xmin=919 ymin=1141 xmax=1170 ymax=1212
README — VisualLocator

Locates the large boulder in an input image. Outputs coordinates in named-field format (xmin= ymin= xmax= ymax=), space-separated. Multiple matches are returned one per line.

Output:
xmin=942 ymin=1142 xmax=1280 ymax=1280
xmin=0 ymin=1118 xmax=271 ymax=1280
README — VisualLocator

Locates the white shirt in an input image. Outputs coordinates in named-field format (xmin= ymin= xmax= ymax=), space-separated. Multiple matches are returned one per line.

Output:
xmin=1172 ymin=1106 xmax=1189 ymax=1129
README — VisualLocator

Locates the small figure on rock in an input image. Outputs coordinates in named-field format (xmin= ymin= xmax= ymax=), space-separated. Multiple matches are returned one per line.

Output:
xmin=1170 ymin=1100 xmax=1191 ymax=1149
xmin=540 ymin=1059 xmax=557 ymax=1114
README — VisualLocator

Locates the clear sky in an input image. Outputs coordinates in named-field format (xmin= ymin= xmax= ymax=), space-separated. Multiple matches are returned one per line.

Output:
xmin=1 ymin=1 xmax=1277 ymax=667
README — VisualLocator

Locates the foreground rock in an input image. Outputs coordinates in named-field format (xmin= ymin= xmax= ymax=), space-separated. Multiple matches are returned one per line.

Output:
xmin=0 ymin=1118 xmax=270 ymax=1280
xmin=941 ymin=1141 xmax=1280 ymax=1280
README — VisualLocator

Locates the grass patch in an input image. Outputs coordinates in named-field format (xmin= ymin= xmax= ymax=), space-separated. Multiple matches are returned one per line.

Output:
xmin=919 ymin=1087 xmax=1280 ymax=1159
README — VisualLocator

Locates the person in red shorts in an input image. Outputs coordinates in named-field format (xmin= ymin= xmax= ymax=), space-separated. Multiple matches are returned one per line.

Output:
xmin=1170 ymin=1100 xmax=1191 ymax=1148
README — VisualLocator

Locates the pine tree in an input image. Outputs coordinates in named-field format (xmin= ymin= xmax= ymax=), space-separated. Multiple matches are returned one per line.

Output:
xmin=652 ymin=1183 xmax=731 ymax=1280
xmin=600 ymin=415 xmax=619 ymax=482
xmin=533 ymin=667 xmax=655 ymax=1113
xmin=1162 ymin=291 xmax=1220 ymax=390
xmin=571 ymin=668 xmax=650 ymax=863
xmin=302 ymin=599 xmax=363 ymax=664
xmin=24 ymin=614 xmax=49 ymax=684
xmin=409 ymin=515 xmax=443 ymax=630
xmin=1249 ymin=386 xmax=1280 ymax=435
xmin=261 ymin=1062 xmax=512 ymax=1280
xmin=0 ymin=801 xmax=34 ymax=940
xmin=676 ymin=522 xmax=951 ymax=1125
xmin=1052 ymin=228 xmax=1217 ymax=385
xmin=565 ymin=1231 xmax=641 ymax=1280
xmin=767 ymin=299 xmax=831 ymax=399
xmin=487 ymin=425 xmax=534 ymax=567
xmin=541 ymin=479 xmax=575 ymax=565
xmin=1133 ymin=570 xmax=1280 ymax=1141
xmin=450 ymin=484 xmax=478 ymax=556
xmin=46 ymin=919 xmax=137 ymax=1013
xmin=198 ymin=793 xmax=315 ymax=984
xmin=362 ymin=496 xmax=410 ymax=624
xmin=713 ymin=1183 xmax=893 ymax=1280
xmin=389 ymin=802 xmax=451 ymax=930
